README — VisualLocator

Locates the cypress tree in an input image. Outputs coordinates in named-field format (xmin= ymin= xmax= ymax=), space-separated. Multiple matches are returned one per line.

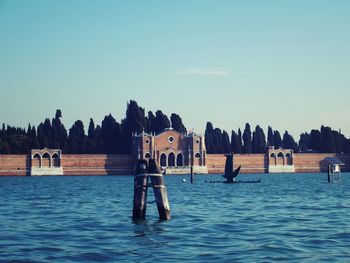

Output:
xmin=205 ymin=122 xmax=215 ymax=154
xmin=237 ymin=128 xmax=242 ymax=153
xmin=310 ymin=129 xmax=322 ymax=152
xmin=122 ymin=100 xmax=146 ymax=153
xmin=222 ymin=130 xmax=231 ymax=153
xmin=252 ymin=131 xmax=258 ymax=153
xmin=253 ymin=125 xmax=266 ymax=153
xmin=153 ymin=110 xmax=170 ymax=133
xmin=242 ymin=123 xmax=252 ymax=153
xmin=68 ymin=120 xmax=86 ymax=153
xmin=299 ymin=132 xmax=310 ymax=152
xmin=282 ymin=131 xmax=298 ymax=151
xmin=230 ymin=130 xmax=241 ymax=153
xmin=88 ymin=118 xmax=96 ymax=139
xmin=267 ymin=126 xmax=274 ymax=147
xmin=320 ymin=125 xmax=336 ymax=153
xmin=273 ymin=130 xmax=282 ymax=149
xmin=170 ymin=113 xmax=187 ymax=134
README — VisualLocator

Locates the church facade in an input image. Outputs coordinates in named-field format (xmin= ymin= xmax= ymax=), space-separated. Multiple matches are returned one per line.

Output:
xmin=132 ymin=128 xmax=208 ymax=174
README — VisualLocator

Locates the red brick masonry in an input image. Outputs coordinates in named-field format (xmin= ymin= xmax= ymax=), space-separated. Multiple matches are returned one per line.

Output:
xmin=0 ymin=153 xmax=349 ymax=176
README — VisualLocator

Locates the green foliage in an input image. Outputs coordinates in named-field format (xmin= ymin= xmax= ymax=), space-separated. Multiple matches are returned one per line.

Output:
xmin=274 ymin=130 xmax=282 ymax=149
xmin=282 ymin=131 xmax=298 ymax=152
xmin=242 ymin=123 xmax=252 ymax=153
xmin=153 ymin=110 xmax=170 ymax=133
xmin=170 ymin=113 xmax=187 ymax=134
xmin=222 ymin=130 xmax=231 ymax=153
xmin=267 ymin=126 xmax=274 ymax=147
xmin=2 ymin=102 xmax=350 ymax=155
xmin=230 ymin=130 xmax=242 ymax=154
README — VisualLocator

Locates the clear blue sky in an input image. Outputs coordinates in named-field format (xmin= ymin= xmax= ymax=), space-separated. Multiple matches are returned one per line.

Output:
xmin=1 ymin=0 xmax=349 ymax=139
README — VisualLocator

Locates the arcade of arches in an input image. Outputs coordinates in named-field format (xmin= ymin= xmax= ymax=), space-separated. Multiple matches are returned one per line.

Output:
xmin=30 ymin=148 xmax=63 ymax=176
xmin=268 ymin=148 xmax=295 ymax=173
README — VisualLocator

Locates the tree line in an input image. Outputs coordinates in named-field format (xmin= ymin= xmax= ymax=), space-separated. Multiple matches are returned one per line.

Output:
xmin=0 ymin=100 xmax=186 ymax=154
xmin=1 ymin=100 xmax=350 ymax=154
xmin=205 ymin=122 xmax=350 ymax=154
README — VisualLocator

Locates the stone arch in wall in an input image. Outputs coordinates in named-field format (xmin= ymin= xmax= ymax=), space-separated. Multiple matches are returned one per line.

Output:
xmin=194 ymin=152 xmax=201 ymax=166
xmin=144 ymin=152 xmax=151 ymax=159
xmin=42 ymin=152 xmax=51 ymax=167
xmin=52 ymin=152 xmax=60 ymax=167
xmin=285 ymin=153 xmax=292 ymax=165
xmin=32 ymin=153 xmax=41 ymax=167
xmin=277 ymin=152 xmax=284 ymax=165
xmin=269 ymin=153 xmax=276 ymax=166
xmin=168 ymin=152 xmax=175 ymax=167
xmin=160 ymin=153 xmax=167 ymax=167
xmin=176 ymin=153 xmax=184 ymax=167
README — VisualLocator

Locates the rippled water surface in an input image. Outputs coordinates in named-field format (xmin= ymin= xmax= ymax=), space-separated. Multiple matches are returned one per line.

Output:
xmin=1 ymin=173 xmax=350 ymax=262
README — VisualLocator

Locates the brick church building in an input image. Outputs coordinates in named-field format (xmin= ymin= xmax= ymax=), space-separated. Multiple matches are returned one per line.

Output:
xmin=132 ymin=128 xmax=208 ymax=174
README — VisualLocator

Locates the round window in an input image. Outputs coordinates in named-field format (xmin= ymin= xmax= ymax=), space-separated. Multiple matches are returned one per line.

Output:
xmin=168 ymin=136 xmax=174 ymax=143
xmin=145 ymin=139 xmax=150 ymax=144
xmin=196 ymin=139 xmax=200 ymax=144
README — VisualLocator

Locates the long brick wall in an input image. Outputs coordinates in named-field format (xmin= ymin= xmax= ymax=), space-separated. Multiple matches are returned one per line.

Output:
xmin=0 ymin=154 xmax=135 ymax=176
xmin=206 ymin=153 xmax=350 ymax=174
xmin=62 ymin=154 xmax=134 ymax=175
xmin=293 ymin=153 xmax=350 ymax=173
xmin=0 ymin=155 xmax=30 ymax=176
xmin=1 ymin=153 xmax=350 ymax=176
xmin=207 ymin=154 xmax=267 ymax=174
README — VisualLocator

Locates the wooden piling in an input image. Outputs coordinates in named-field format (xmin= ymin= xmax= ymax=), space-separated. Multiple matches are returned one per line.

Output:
xmin=148 ymin=159 xmax=171 ymax=220
xmin=190 ymin=166 xmax=194 ymax=184
xmin=132 ymin=159 xmax=149 ymax=219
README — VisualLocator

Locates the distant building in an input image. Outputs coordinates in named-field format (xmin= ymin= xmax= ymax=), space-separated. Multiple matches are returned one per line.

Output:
xmin=268 ymin=147 xmax=295 ymax=173
xmin=133 ymin=128 xmax=208 ymax=174
xmin=30 ymin=148 xmax=63 ymax=176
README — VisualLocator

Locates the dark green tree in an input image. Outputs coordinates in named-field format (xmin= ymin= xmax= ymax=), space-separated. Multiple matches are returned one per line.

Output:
xmin=273 ymin=130 xmax=282 ymax=149
xmin=267 ymin=126 xmax=274 ymax=147
xmin=122 ymin=100 xmax=146 ymax=153
xmin=205 ymin=122 xmax=215 ymax=153
xmin=309 ymin=129 xmax=322 ymax=152
xmin=237 ymin=128 xmax=242 ymax=153
xmin=299 ymin=132 xmax=310 ymax=152
xmin=170 ymin=113 xmax=187 ymax=134
xmin=145 ymin=111 xmax=156 ymax=133
xmin=222 ymin=130 xmax=231 ymax=153
xmin=282 ymin=131 xmax=298 ymax=151
xmin=320 ymin=125 xmax=336 ymax=153
xmin=153 ymin=110 xmax=170 ymax=133
xmin=101 ymin=114 xmax=123 ymax=153
xmin=51 ymin=109 xmax=67 ymax=149
xmin=255 ymin=125 xmax=266 ymax=153
xmin=252 ymin=131 xmax=258 ymax=153
xmin=67 ymin=120 xmax=86 ymax=153
xmin=242 ymin=123 xmax=252 ymax=153
xmin=230 ymin=130 xmax=241 ymax=153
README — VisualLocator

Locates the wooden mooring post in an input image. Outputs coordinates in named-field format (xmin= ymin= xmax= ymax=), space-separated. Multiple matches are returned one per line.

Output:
xmin=132 ymin=159 xmax=149 ymax=219
xmin=132 ymin=159 xmax=171 ymax=220
xmin=190 ymin=165 xmax=194 ymax=184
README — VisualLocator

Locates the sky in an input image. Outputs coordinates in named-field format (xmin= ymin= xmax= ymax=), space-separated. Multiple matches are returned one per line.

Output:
xmin=0 ymin=0 xmax=349 ymax=139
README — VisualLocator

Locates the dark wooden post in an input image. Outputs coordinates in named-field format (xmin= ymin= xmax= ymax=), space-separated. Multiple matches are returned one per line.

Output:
xmin=148 ymin=159 xmax=171 ymax=220
xmin=190 ymin=166 xmax=194 ymax=184
xmin=190 ymin=147 xmax=194 ymax=184
xmin=132 ymin=159 xmax=149 ymax=219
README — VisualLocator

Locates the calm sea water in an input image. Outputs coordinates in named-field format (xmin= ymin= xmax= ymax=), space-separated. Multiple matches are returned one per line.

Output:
xmin=1 ymin=173 xmax=350 ymax=262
